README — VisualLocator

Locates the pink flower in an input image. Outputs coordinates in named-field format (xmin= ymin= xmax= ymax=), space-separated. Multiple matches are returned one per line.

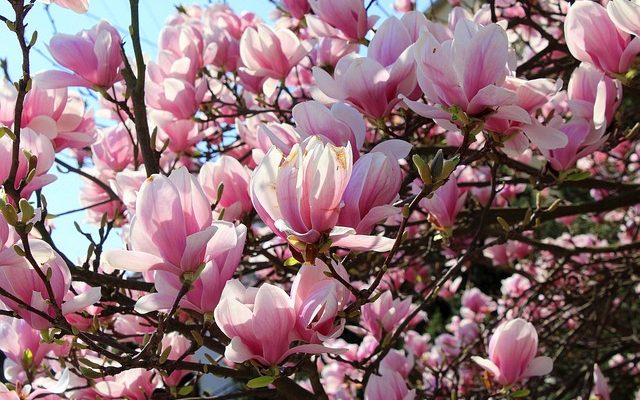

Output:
xmin=565 ymin=1 xmax=640 ymax=75
xmin=607 ymin=0 xmax=640 ymax=37
xmin=293 ymin=101 xmax=366 ymax=158
xmin=214 ymin=279 xmax=340 ymax=366
xmin=338 ymin=141 xmax=412 ymax=233
xmin=471 ymin=318 xmax=553 ymax=386
xmin=250 ymin=136 xmax=352 ymax=245
xmin=540 ymin=117 xmax=604 ymax=171
xmin=36 ymin=21 xmax=124 ymax=89
xmin=145 ymin=76 xmax=207 ymax=120
xmin=94 ymin=368 xmax=162 ymax=400
xmin=39 ymin=0 xmax=89 ymax=13
xmin=134 ymin=222 xmax=246 ymax=315
xmin=0 ymin=236 xmax=101 ymax=330
xmin=161 ymin=333 xmax=195 ymax=387
xmin=364 ymin=367 xmax=416 ymax=400
xmin=312 ymin=14 xmax=422 ymax=118
xmin=460 ymin=288 xmax=496 ymax=321
xmin=104 ymin=167 xmax=218 ymax=276
xmin=0 ymin=316 xmax=68 ymax=382
xmin=198 ymin=156 xmax=252 ymax=221
xmin=0 ymin=127 xmax=56 ymax=199
xmin=79 ymin=177 xmax=125 ymax=225
xmin=290 ymin=259 xmax=351 ymax=343
xmin=307 ymin=0 xmax=374 ymax=42
xmin=592 ymin=364 xmax=611 ymax=400
xmin=419 ymin=173 xmax=467 ymax=231
xmin=361 ymin=291 xmax=413 ymax=340
xmin=149 ymin=112 xmax=203 ymax=153
xmin=239 ymin=24 xmax=312 ymax=81
xmin=404 ymin=19 xmax=514 ymax=121
xmin=0 ymin=81 xmax=96 ymax=152
xmin=567 ymin=63 xmax=622 ymax=130
xmin=282 ymin=0 xmax=310 ymax=19
xmin=313 ymin=37 xmax=358 ymax=68
xmin=91 ymin=123 xmax=136 ymax=176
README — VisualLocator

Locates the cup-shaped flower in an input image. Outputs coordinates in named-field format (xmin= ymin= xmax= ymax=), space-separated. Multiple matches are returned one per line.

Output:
xmin=361 ymin=291 xmax=413 ymax=341
xmin=214 ymin=279 xmax=342 ymax=366
xmin=198 ymin=156 xmax=252 ymax=221
xmin=471 ymin=318 xmax=553 ymax=386
xmin=607 ymin=0 xmax=640 ymax=38
xmin=404 ymin=19 xmax=514 ymax=121
xmin=104 ymin=167 xmax=217 ymax=276
xmin=364 ymin=367 xmax=416 ymax=400
xmin=134 ymin=222 xmax=246 ymax=316
xmin=565 ymin=1 xmax=640 ymax=75
xmin=240 ymin=24 xmax=312 ymax=81
xmin=290 ymin=259 xmax=351 ymax=343
xmin=292 ymin=101 xmax=366 ymax=159
xmin=36 ymin=21 xmax=124 ymax=89
xmin=250 ymin=136 xmax=352 ymax=245
xmin=419 ymin=174 xmax=467 ymax=231
xmin=338 ymin=140 xmax=411 ymax=234
xmin=0 ymin=237 xmax=101 ymax=330
xmin=307 ymin=0 xmax=374 ymax=42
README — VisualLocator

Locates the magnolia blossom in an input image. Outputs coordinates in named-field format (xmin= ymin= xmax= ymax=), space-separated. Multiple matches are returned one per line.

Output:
xmin=471 ymin=318 xmax=553 ymax=385
xmin=292 ymin=101 xmax=366 ymax=158
xmin=592 ymin=364 xmax=611 ymax=400
xmin=307 ymin=0 xmax=375 ymax=42
xmin=198 ymin=156 xmax=252 ymax=221
xmin=134 ymin=222 xmax=246 ymax=315
xmin=540 ymin=117 xmax=604 ymax=172
xmin=0 ymin=220 xmax=101 ymax=330
xmin=0 ymin=316 xmax=68 ymax=382
xmin=420 ymin=174 xmax=467 ymax=231
xmin=214 ymin=279 xmax=342 ymax=366
xmin=607 ymin=0 xmax=640 ymax=37
xmin=565 ymin=1 xmax=640 ymax=75
xmin=0 ymin=127 xmax=56 ymax=198
xmin=239 ymin=24 xmax=312 ymax=81
xmin=404 ymin=19 xmax=512 ymax=120
xmin=0 ymin=80 xmax=96 ymax=151
xmin=251 ymin=136 xmax=408 ymax=253
xmin=290 ymin=259 xmax=351 ymax=343
xmin=365 ymin=367 xmax=416 ymax=400
xmin=361 ymin=291 xmax=414 ymax=340
xmin=36 ymin=21 xmax=123 ymax=89
xmin=104 ymin=167 xmax=223 ymax=275
xmin=94 ymin=368 xmax=162 ymax=400
xmin=567 ymin=63 xmax=622 ymax=132
xmin=312 ymin=14 xmax=423 ymax=118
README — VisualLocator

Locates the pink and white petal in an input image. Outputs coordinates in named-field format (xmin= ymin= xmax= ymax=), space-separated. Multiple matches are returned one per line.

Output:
xmin=180 ymin=227 xmax=216 ymax=272
xmin=471 ymin=356 xmax=501 ymax=378
xmin=522 ymin=123 xmax=568 ymax=150
xmin=62 ymin=286 xmax=101 ymax=315
xmin=331 ymin=233 xmax=395 ymax=252
xmin=370 ymin=139 xmax=412 ymax=160
xmin=103 ymin=249 xmax=168 ymax=273
xmin=400 ymin=96 xmax=450 ymax=120
xmin=32 ymin=70 xmax=92 ymax=89
xmin=523 ymin=356 xmax=554 ymax=378
xmin=134 ymin=292 xmax=174 ymax=314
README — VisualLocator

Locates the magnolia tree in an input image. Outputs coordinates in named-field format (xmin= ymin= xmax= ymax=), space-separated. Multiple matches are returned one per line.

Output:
xmin=0 ymin=0 xmax=639 ymax=398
